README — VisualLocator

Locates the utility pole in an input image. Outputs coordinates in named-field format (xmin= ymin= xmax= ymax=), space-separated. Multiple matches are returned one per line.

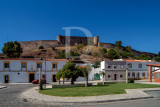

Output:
xmin=126 ymin=69 xmax=128 ymax=83
xmin=39 ymin=68 xmax=41 ymax=89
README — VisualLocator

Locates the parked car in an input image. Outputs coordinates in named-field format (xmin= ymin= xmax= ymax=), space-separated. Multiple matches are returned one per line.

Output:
xmin=32 ymin=78 xmax=46 ymax=84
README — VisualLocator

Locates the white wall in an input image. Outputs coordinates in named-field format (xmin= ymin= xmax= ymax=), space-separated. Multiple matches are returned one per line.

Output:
xmin=0 ymin=59 xmax=67 ymax=83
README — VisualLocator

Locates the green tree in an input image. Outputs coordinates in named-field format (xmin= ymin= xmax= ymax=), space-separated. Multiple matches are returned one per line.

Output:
xmin=92 ymin=61 xmax=100 ymax=68
xmin=107 ymin=49 xmax=119 ymax=59
xmin=56 ymin=62 xmax=83 ymax=85
xmin=2 ymin=41 xmax=23 ymax=58
xmin=121 ymin=51 xmax=130 ymax=59
xmin=54 ymin=51 xmax=65 ymax=59
xmin=100 ymin=48 xmax=107 ymax=56
xmin=100 ymin=71 xmax=105 ymax=85
xmin=80 ymin=65 xmax=92 ymax=87
xmin=116 ymin=41 xmax=122 ymax=47
xmin=115 ymin=41 xmax=122 ymax=52
xmin=154 ymin=56 xmax=160 ymax=62
xmin=121 ymin=51 xmax=135 ymax=59
xmin=157 ymin=51 xmax=160 ymax=57
xmin=125 ymin=45 xmax=132 ymax=52
xmin=137 ymin=54 xmax=152 ymax=60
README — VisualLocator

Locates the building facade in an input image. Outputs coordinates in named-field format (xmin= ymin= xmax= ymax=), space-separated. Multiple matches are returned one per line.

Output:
xmin=124 ymin=59 xmax=157 ymax=80
xmin=101 ymin=60 xmax=127 ymax=81
xmin=0 ymin=58 xmax=67 ymax=83
xmin=100 ymin=59 xmax=159 ymax=81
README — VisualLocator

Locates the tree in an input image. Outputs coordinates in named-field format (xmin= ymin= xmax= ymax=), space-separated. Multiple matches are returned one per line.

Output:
xmin=121 ymin=51 xmax=130 ymax=59
xmin=80 ymin=65 xmax=92 ymax=87
xmin=125 ymin=45 xmax=132 ymax=52
xmin=115 ymin=41 xmax=122 ymax=52
xmin=39 ymin=46 xmax=44 ymax=49
xmin=157 ymin=51 xmax=160 ymax=57
xmin=137 ymin=54 xmax=152 ymax=60
xmin=92 ymin=61 xmax=100 ymax=68
xmin=100 ymin=48 xmax=107 ymax=57
xmin=100 ymin=71 xmax=105 ymax=85
xmin=107 ymin=49 xmax=119 ymax=59
xmin=116 ymin=41 xmax=122 ymax=47
xmin=54 ymin=51 xmax=65 ymax=59
xmin=121 ymin=51 xmax=135 ymax=59
xmin=56 ymin=62 xmax=83 ymax=85
xmin=2 ymin=41 xmax=23 ymax=58
xmin=52 ymin=47 xmax=55 ymax=50
xmin=154 ymin=56 xmax=160 ymax=62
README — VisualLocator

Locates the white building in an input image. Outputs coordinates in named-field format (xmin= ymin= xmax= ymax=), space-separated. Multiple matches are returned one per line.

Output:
xmin=124 ymin=59 xmax=157 ymax=80
xmin=0 ymin=58 xmax=67 ymax=83
xmin=100 ymin=59 xmax=160 ymax=80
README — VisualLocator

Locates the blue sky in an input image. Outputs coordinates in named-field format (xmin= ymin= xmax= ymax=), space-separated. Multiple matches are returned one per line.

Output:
xmin=0 ymin=0 xmax=160 ymax=54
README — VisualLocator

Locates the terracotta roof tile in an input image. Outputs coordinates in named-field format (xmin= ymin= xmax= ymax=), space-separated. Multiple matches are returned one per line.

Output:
xmin=124 ymin=59 xmax=154 ymax=63
xmin=0 ymin=58 xmax=68 ymax=62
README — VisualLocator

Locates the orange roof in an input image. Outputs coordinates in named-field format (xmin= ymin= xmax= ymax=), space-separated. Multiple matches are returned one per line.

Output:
xmin=0 ymin=58 xmax=68 ymax=62
xmin=146 ymin=64 xmax=160 ymax=67
xmin=124 ymin=59 xmax=154 ymax=63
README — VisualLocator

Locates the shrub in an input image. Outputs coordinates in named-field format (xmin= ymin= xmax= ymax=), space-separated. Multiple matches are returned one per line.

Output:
xmin=128 ymin=79 xmax=134 ymax=83
xmin=52 ymin=84 xmax=85 ymax=88
xmin=76 ymin=44 xmax=85 ymax=50
xmin=39 ymin=46 xmax=44 ymax=49
xmin=52 ymin=47 xmax=55 ymax=50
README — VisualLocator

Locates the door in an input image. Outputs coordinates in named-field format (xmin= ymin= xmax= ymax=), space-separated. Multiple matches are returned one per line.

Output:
xmin=29 ymin=74 xmax=35 ymax=83
xmin=4 ymin=75 xmax=9 ymax=83
xmin=94 ymin=73 xmax=100 ymax=80
xmin=52 ymin=75 xmax=57 ymax=82
xmin=114 ymin=74 xmax=117 ymax=80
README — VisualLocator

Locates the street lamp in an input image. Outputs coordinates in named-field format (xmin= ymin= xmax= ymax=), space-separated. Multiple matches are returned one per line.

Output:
xmin=126 ymin=68 xmax=128 ymax=83
xmin=40 ymin=57 xmax=46 ymax=88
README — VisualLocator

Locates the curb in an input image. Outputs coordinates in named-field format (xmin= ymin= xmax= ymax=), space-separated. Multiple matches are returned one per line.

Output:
xmin=0 ymin=86 xmax=7 ymax=89
xmin=44 ymin=97 xmax=154 ymax=104
xmin=20 ymin=87 xmax=158 ymax=104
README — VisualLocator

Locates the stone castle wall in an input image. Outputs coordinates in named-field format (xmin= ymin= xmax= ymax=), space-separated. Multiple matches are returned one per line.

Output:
xmin=57 ymin=35 xmax=99 ymax=46
xmin=19 ymin=40 xmax=58 ymax=51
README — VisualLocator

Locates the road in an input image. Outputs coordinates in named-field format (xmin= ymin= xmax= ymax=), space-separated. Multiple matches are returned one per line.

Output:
xmin=0 ymin=84 xmax=160 ymax=107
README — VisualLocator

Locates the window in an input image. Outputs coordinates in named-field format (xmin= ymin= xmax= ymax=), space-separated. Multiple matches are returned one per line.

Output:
xmin=37 ymin=63 xmax=42 ymax=70
xmin=42 ymin=74 xmax=46 ymax=78
xmin=22 ymin=63 xmax=27 ymax=68
xmin=142 ymin=73 xmax=145 ymax=78
xmin=52 ymin=63 xmax=57 ymax=71
xmin=108 ymin=75 xmax=111 ymax=78
xmin=114 ymin=65 xmax=117 ymax=69
xmin=108 ymin=65 xmax=111 ymax=68
xmin=120 ymin=75 xmax=123 ymax=78
xmin=21 ymin=62 xmax=27 ymax=72
xmin=4 ymin=63 xmax=9 ymax=68
xmin=128 ymin=63 xmax=132 ymax=68
xmin=128 ymin=72 xmax=130 ymax=77
xmin=120 ymin=65 xmax=124 ymax=69
xmin=138 ymin=64 xmax=142 ymax=68
xmin=132 ymin=72 xmax=135 ymax=78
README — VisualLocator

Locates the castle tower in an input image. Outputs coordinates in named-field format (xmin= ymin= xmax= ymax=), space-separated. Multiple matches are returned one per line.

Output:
xmin=93 ymin=36 xmax=99 ymax=46
xmin=57 ymin=35 xmax=61 ymax=44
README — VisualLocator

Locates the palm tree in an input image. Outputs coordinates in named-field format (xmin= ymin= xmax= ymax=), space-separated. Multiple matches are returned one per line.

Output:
xmin=100 ymin=71 xmax=105 ymax=85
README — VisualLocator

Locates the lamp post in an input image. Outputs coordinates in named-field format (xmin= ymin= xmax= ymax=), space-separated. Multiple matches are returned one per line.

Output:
xmin=126 ymin=68 xmax=128 ymax=83
xmin=45 ymin=58 xmax=46 ymax=88
xmin=102 ymin=69 xmax=105 ymax=85
xmin=40 ymin=57 xmax=46 ymax=88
